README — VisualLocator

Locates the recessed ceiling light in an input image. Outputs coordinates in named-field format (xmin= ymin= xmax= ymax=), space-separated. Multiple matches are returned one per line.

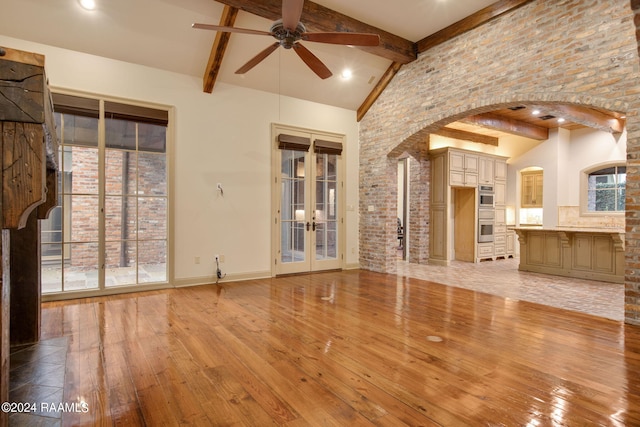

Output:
xmin=79 ymin=0 xmax=96 ymax=10
xmin=532 ymin=109 xmax=541 ymax=115
xmin=341 ymin=69 xmax=353 ymax=80
xmin=558 ymin=118 xmax=566 ymax=123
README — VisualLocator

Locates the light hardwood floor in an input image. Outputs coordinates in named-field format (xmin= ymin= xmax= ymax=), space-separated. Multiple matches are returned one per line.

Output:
xmin=10 ymin=269 xmax=640 ymax=425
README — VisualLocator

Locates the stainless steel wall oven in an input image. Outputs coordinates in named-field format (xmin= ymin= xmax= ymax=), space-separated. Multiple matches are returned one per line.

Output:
xmin=478 ymin=185 xmax=495 ymax=243
xmin=478 ymin=185 xmax=494 ymax=208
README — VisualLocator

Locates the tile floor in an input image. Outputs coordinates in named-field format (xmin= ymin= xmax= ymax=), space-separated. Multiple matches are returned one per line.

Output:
xmin=8 ymin=337 xmax=69 ymax=426
xmin=396 ymin=257 xmax=624 ymax=321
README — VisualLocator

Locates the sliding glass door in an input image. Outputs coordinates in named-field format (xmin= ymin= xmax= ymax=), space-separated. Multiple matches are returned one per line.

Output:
xmin=41 ymin=94 xmax=169 ymax=295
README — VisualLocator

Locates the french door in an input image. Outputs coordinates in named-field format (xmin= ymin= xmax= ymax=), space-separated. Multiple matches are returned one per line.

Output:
xmin=273 ymin=125 xmax=344 ymax=275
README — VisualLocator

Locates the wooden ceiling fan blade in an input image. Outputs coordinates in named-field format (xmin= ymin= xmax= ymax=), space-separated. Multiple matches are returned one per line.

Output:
xmin=302 ymin=32 xmax=380 ymax=47
xmin=282 ymin=0 xmax=304 ymax=31
xmin=235 ymin=42 xmax=280 ymax=74
xmin=292 ymin=43 xmax=332 ymax=79
xmin=192 ymin=23 xmax=272 ymax=37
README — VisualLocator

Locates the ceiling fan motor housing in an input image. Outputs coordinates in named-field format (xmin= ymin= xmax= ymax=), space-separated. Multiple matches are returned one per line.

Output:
xmin=270 ymin=19 xmax=306 ymax=49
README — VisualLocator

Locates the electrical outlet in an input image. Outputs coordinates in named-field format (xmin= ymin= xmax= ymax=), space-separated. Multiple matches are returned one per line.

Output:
xmin=219 ymin=254 xmax=225 ymax=263
xmin=195 ymin=256 xmax=200 ymax=264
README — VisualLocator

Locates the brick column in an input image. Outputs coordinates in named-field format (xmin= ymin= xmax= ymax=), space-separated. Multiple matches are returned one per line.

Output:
xmin=408 ymin=155 xmax=430 ymax=265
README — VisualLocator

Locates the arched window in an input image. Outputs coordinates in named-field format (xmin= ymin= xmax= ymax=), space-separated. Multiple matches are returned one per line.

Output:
xmin=585 ymin=165 xmax=626 ymax=212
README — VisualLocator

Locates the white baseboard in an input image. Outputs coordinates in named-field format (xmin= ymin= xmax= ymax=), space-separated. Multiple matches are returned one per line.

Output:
xmin=173 ymin=270 xmax=272 ymax=288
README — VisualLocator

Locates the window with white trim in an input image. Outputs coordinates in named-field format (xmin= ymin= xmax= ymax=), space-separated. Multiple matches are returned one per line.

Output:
xmin=586 ymin=165 xmax=626 ymax=212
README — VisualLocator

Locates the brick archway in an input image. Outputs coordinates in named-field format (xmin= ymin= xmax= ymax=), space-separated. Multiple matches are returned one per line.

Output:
xmin=390 ymin=97 xmax=628 ymax=274
xmin=359 ymin=0 xmax=640 ymax=323
xmin=388 ymin=97 xmax=629 ymax=160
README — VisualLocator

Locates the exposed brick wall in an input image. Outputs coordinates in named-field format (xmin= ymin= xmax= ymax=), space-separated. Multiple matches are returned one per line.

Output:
xmin=360 ymin=0 xmax=640 ymax=324
xmin=629 ymin=0 xmax=640 ymax=324
xmin=408 ymin=155 xmax=430 ymax=265
xmin=68 ymin=148 xmax=167 ymax=269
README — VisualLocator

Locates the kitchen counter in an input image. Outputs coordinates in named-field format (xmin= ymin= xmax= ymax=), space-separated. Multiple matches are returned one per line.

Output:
xmin=511 ymin=225 xmax=624 ymax=234
xmin=512 ymin=226 xmax=624 ymax=283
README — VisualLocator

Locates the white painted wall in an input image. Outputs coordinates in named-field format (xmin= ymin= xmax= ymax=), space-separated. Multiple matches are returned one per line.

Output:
xmin=0 ymin=35 xmax=360 ymax=284
xmin=507 ymin=127 xmax=627 ymax=226
xmin=430 ymin=125 xmax=627 ymax=228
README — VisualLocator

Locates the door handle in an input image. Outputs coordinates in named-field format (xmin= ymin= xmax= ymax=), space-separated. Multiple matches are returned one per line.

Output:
xmin=312 ymin=222 xmax=317 ymax=231
xmin=306 ymin=222 xmax=311 ymax=231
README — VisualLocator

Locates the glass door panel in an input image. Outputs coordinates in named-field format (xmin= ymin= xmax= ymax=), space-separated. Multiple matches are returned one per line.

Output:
xmin=42 ymin=103 xmax=169 ymax=296
xmin=63 ymin=242 xmax=100 ymax=291
xmin=280 ymin=150 xmax=309 ymax=270
xmin=136 ymin=146 xmax=168 ymax=284
xmin=276 ymin=146 xmax=341 ymax=274
xmin=138 ymin=240 xmax=167 ymax=283
xmin=58 ymin=129 xmax=100 ymax=291
xmin=104 ymin=194 xmax=137 ymax=287
xmin=312 ymin=153 xmax=340 ymax=270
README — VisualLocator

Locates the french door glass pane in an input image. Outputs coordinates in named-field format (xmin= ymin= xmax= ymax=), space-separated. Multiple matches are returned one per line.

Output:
xmin=138 ymin=240 xmax=167 ymax=283
xmin=105 ymin=196 xmax=137 ymax=240
xmin=41 ymin=249 xmax=62 ymax=293
xmin=63 ymin=242 xmax=99 ymax=291
xmin=106 ymin=119 xmax=136 ymax=150
xmin=69 ymin=195 xmax=99 ymax=242
xmin=138 ymin=123 xmax=167 ymax=153
xmin=315 ymin=153 xmax=338 ymax=261
xmin=281 ymin=150 xmax=306 ymax=264
xmin=63 ymin=116 xmax=98 ymax=147
xmin=138 ymin=152 xmax=167 ymax=195
xmin=138 ymin=197 xmax=167 ymax=240
xmin=105 ymin=240 xmax=137 ymax=287
xmin=106 ymin=149 xmax=137 ymax=195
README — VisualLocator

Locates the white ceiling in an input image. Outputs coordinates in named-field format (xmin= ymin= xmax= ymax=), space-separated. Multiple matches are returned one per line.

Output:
xmin=1 ymin=0 xmax=498 ymax=110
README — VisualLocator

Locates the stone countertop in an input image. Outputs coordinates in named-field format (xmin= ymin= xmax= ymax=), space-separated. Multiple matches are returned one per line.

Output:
xmin=510 ymin=225 xmax=624 ymax=234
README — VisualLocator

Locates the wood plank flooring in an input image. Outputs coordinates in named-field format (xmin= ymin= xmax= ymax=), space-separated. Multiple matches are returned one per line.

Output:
xmin=15 ymin=270 xmax=640 ymax=425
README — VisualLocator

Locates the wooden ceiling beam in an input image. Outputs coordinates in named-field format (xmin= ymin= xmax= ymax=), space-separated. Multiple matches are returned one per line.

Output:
xmin=417 ymin=0 xmax=535 ymax=53
xmin=433 ymin=127 xmax=499 ymax=146
xmin=358 ymin=0 xmax=534 ymax=121
xmin=212 ymin=0 xmax=416 ymax=64
xmin=203 ymin=5 xmax=239 ymax=93
xmin=357 ymin=62 xmax=402 ymax=122
xmin=463 ymin=113 xmax=549 ymax=140
xmin=535 ymin=104 xmax=626 ymax=134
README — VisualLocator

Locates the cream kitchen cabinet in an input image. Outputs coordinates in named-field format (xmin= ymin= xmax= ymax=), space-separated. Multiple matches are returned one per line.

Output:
xmin=521 ymin=171 xmax=543 ymax=208
xmin=479 ymin=157 xmax=494 ymax=184
xmin=572 ymin=233 xmax=617 ymax=274
xmin=429 ymin=147 xmax=509 ymax=265
xmin=514 ymin=227 xmax=624 ymax=283
xmin=494 ymin=181 xmax=506 ymax=206
xmin=495 ymin=159 xmax=507 ymax=181
xmin=449 ymin=150 xmax=478 ymax=187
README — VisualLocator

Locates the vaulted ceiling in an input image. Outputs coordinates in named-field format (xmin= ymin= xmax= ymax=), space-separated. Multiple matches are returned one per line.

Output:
xmin=0 ymin=0 xmax=625 ymax=138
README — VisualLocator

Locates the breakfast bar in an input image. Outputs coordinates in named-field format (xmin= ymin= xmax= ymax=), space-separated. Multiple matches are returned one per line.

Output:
xmin=512 ymin=226 xmax=625 ymax=283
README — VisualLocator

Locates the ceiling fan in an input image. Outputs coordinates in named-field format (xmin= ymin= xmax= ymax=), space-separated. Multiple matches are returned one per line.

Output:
xmin=192 ymin=0 xmax=380 ymax=79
